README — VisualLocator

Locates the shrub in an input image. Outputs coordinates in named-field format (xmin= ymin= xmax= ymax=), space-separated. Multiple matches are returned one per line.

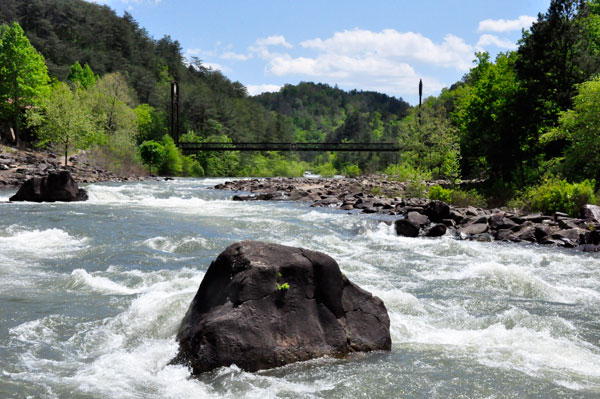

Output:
xmin=313 ymin=162 xmax=337 ymax=177
xmin=428 ymin=185 xmax=452 ymax=202
xmin=370 ymin=186 xmax=384 ymax=196
xmin=271 ymin=159 xmax=306 ymax=177
xmin=138 ymin=140 xmax=164 ymax=174
xmin=276 ymin=282 xmax=289 ymax=291
xmin=158 ymin=135 xmax=183 ymax=176
xmin=342 ymin=164 xmax=361 ymax=178
xmin=384 ymin=163 xmax=432 ymax=182
xmin=405 ymin=180 xmax=428 ymax=199
xmin=428 ymin=184 xmax=486 ymax=207
xmin=449 ymin=189 xmax=487 ymax=208
xmin=182 ymin=155 xmax=204 ymax=177
xmin=521 ymin=177 xmax=596 ymax=216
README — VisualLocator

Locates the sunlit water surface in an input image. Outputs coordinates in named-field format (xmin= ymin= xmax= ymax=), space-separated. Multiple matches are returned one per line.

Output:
xmin=1 ymin=179 xmax=599 ymax=398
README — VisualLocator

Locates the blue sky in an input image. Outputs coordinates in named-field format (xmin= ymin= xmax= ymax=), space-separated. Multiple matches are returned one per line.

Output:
xmin=88 ymin=0 xmax=550 ymax=104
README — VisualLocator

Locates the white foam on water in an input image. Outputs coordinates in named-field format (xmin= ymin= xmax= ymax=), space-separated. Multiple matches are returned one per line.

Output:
xmin=8 ymin=266 xmax=211 ymax=397
xmin=0 ymin=225 xmax=88 ymax=259
xmin=68 ymin=339 xmax=218 ymax=399
xmin=87 ymin=185 xmax=252 ymax=218
xmin=416 ymin=261 xmax=569 ymax=302
xmin=67 ymin=269 xmax=141 ymax=295
xmin=4 ymin=180 xmax=600 ymax=396
xmin=388 ymin=310 xmax=600 ymax=386
xmin=0 ymin=191 xmax=14 ymax=201
xmin=143 ymin=236 xmax=211 ymax=253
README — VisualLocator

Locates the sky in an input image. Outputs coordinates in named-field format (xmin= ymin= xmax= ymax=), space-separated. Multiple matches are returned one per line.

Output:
xmin=87 ymin=0 xmax=551 ymax=104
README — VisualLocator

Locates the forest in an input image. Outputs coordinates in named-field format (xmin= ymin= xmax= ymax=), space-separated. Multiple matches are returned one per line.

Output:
xmin=1 ymin=0 xmax=600 ymax=213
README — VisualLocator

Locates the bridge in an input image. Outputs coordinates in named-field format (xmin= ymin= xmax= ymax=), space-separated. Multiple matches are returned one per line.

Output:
xmin=178 ymin=142 xmax=401 ymax=154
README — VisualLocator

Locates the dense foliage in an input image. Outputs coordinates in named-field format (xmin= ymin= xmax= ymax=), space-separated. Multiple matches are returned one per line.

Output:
xmin=518 ymin=177 xmax=597 ymax=216
xmin=0 ymin=21 xmax=50 ymax=143
xmin=256 ymin=82 xmax=411 ymax=173
xmin=1 ymin=0 xmax=600 ymax=213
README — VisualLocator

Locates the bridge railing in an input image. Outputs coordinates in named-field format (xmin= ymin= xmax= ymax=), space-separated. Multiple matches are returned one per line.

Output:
xmin=178 ymin=142 xmax=401 ymax=153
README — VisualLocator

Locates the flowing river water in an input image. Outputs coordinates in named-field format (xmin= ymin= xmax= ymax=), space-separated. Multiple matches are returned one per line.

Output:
xmin=0 ymin=178 xmax=599 ymax=398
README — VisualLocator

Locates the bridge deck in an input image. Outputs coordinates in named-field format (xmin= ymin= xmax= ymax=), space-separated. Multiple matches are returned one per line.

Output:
xmin=178 ymin=142 xmax=401 ymax=153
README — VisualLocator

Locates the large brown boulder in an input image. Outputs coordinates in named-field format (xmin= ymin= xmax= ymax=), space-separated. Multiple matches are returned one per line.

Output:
xmin=172 ymin=241 xmax=391 ymax=374
xmin=9 ymin=171 xmax=88 ymax=202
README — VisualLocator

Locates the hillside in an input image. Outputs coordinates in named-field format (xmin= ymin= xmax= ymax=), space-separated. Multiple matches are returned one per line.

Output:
xmin=255 ymin=82 xmax=411 ymax=142
xmin=0 ymin=0 xmax=293 ymax=145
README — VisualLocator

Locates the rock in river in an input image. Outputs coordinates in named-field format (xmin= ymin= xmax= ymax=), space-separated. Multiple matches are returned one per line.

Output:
xmin=9 ymin=171 xmax=88 ymax=202
xmin=172 ymin=241 xmax=391 ymax=374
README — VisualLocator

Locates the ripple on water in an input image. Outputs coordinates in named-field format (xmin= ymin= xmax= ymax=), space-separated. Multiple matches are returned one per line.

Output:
xmin=2 ymin=180 xmax=600 ymax=397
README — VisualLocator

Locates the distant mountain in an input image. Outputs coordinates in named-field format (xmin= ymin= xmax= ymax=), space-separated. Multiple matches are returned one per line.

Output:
xmin=255 ymin=82 xmax=411 ymax=141
xmin=1 ymin=0 xmax=411 ymax=154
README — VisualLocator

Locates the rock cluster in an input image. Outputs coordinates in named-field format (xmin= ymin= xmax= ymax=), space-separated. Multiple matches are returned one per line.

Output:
xmin=216 ymin=177 xmax=600 ymax=252
xmin=9 ymin=171 xmax=88 ymax=202
xmin=0 ymin=148 xmax=147 ymax=187
xmin=392 ymin=200 xmax=600 ymax=251
xmin=173 ymin=241 xmax=391 ymax=374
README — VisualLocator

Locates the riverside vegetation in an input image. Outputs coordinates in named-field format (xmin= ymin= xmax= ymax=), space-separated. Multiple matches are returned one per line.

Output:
xmin=1 ymin=0 xmax=600 ymax=216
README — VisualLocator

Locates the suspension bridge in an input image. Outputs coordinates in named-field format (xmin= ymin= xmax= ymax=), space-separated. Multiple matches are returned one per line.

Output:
xmin=177 ymin=142 xmax=402 ymax=154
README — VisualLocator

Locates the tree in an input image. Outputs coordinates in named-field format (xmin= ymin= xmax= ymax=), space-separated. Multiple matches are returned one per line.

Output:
xmin=67 ymin=61 xmax=97 ymax=89
xmin=138 ymin=140 xmax=164 ymax=174
xmin=516 ymin=0 xmax=600 ymax=158
xmin=134 ymin=103 xmax=166 ymax=142
xmin=90 ymin=73 xmax=139 ymax=164
xmin=28 ymin=82 xmax=96 ymax=165
xmin=543 ymin=75 xmax=600 ymax=181
xmin=455 ymin=52 xmax=532 ymax=187
xmin=397 ymin=101 xmax=460 ymax=180
xmin=0 ymin=21 xmax=50 ymax=143
xmin=158 ymin=134 xmax=182 ymax=176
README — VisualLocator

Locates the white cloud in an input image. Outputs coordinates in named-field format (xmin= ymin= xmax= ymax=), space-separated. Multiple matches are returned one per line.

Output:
xmin=478 ymin=15 xmax=536 ymax=33
xmin=266 ymin=52 xmax=444 ymax=97
xmin=85 ymin=0 xmax=163 ymax=4
xmin=299 ymin=29 xmax=474 ymax=71
xmin=476 ymin=34 xmax=517 ymax=50
xmin=220 ymin=51 xmax=252 ymax=61
xmin=250 ymin=35 xmax=294 ymax=59
xmin=255 ymin=35 xmax=293 ymax=49
xmin=246 ymin=84 xmax=282 ymax=96
xmin=184 ymin=48 xmax=208 ymax=59
xmin=202 ymin=62 xmax=231 ymax=73
xmin=248 ymin=28 xmax=464 ymax=97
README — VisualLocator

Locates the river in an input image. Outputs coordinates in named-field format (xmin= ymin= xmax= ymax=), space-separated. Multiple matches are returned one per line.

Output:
xmin=1 ymin=178 xmax=599 ymax=398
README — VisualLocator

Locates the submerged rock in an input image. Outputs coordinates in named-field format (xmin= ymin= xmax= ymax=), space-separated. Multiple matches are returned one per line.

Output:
xmin=9 ymin=171 xmax=88 ymax=202
xmin=394 ymin=218 xmax=420 ymax=237
xmin=172 ymin=241 xmax=391 ymax=374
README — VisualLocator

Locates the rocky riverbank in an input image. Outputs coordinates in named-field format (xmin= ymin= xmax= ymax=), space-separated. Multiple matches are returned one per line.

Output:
xmin=0 ymin=145 xmax=149 ymax=188
xmin=216 ymin=177 xmax=600 ymax=252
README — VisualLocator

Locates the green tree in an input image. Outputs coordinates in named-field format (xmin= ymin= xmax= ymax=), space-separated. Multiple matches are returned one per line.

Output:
xmin=66 ymin=61 xmax=97 ymax=89
xmin=138 ymin=140 xmax=164 ymax=174
xmin=90 ymin=73 xmax=139 ymax=167
xmin=194 ymin=134 xmax=240 ymax=176
xmin=543 ymin=75 xmax=600 ymax=180
xmin=134 ymin=103 xmax=166 ymax=142
xmin=27 ymin=82 xmax=96 ymax=165
xmin=516 ymin=0 xmax=600 ymax=158
xmin=158 ymin=134 xmax=182 ymax=175
xmin=0 ymin=21 xmax=50 ymax=143
xmin=455 ymin=52 xmax=532 ymax=188
xmin=397 ymin=101 xmax=460 ymax=180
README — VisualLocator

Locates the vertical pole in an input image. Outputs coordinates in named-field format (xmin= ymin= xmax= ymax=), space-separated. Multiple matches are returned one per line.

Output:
xmin=418 ymin=79 xmax=423 ymax=126
xmin=170 ymin=82 xmax=175 ymax=141
xmin=171 ymin=82 xmax=179 ymax=143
